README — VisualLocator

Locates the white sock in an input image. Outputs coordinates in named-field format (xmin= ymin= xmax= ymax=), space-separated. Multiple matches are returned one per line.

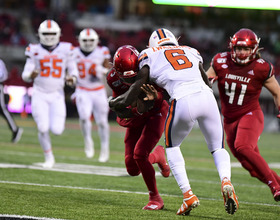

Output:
xmin=38 ymin=132 xmax=53 ymax=159
xmin=80 ymin=119 xmax=93 ymax=149
xmin=166 ymin=146 xmax=191 ymax=193
xmin=98 ymin=122 xmax=109 ymax=155
xmin=212 ymin=148 xmax=231 ymax=181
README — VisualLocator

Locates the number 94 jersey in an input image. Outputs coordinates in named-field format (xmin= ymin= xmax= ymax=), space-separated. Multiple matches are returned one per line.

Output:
xmin=211 ymin=52 xmax=274 ymax=122
xmin=73 ymin=46 xmax=111 ymax=89
xmin=138 ymin=45 xmax=211 ymax=101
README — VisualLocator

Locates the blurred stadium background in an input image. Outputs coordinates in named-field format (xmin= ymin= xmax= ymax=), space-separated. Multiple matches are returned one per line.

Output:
xmin=1 ymin=0 xmax=280 ymax=131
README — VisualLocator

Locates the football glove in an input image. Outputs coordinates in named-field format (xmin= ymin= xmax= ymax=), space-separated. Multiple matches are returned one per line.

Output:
xmin=208 ymin=76 xmax=218 ymax=85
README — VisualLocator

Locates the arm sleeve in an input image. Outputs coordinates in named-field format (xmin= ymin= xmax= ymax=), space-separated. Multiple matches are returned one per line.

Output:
xmin=66 ymin=47 xmax=79 ymax=78
xmin=22 ymin=57 xmax=36 ymax=82
xmin=0 ymin=59 xmax=8 ymax=82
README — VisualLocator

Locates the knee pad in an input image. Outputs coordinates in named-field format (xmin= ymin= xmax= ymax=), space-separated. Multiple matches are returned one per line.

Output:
xmin=51 ymin=126 xmax=64 ymax=135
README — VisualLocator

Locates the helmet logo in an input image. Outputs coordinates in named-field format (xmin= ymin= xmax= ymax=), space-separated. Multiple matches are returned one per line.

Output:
xmin=158 ymin=38 xmax=171 ymax=45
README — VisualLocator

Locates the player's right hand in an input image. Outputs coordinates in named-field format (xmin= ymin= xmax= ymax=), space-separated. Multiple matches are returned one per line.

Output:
xmin=277 ymin=107 xmax=280 ymax=119
xmin=208 ymin=76 xmax=218 ymax=85
xmin=30 ymin=70 xmax=39 ymax=79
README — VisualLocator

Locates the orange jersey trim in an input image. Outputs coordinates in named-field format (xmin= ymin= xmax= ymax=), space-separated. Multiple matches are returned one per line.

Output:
xmin=165 ymin=99 xmax=176 ymax=147
xmin=78 ymin=85 xmax=105 ymax=91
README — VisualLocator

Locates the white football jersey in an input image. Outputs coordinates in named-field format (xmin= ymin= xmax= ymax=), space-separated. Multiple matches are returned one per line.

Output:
xmin=73 ymin=46 xmax=111 ymax=89
xmin=22 ymin=42 xmax=78 ymax=93
xmin=138 ymin=45 xmax=211 ymax=100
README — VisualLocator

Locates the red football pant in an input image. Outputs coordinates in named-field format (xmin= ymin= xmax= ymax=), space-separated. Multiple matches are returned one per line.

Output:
xmin=224 ymin=109 xmax=280 ymax=188
xmin=124 ymin=112 xmax=167 ymax=196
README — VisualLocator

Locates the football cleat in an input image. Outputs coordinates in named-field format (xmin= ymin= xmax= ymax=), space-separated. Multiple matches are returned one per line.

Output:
xmin=270 ymin=185 xmax=280 ymax=202
xmin=273 ymin=189 xmax=280 ymax=202
xmin=142 ymin=200 xmax=164 ymax=210
xmin=98 ymin=150 xmax=109 ymax=163
xmin=143 ymin=194 xmax=164 ymax=210
xmin=85 ymin=143 xmax=94 ymax=159
xmin=221 ymin=177 xmax=239 ymax=215
xmin=153 ymin=145 xmax=170 ymax=177
xmin=42 ymin=156 xmax=55 ymax=169
xmin=177 ymin=189 xmax=200 ymax=215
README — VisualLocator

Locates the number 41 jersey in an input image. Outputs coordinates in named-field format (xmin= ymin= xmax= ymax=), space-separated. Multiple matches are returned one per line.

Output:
xmin=211 ymin=52 xmax=274 ymax=122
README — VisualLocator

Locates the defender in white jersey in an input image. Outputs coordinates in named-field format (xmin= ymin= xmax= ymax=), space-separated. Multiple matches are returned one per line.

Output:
xmin=22 ymin=19 xmax=78 ymax=168
xmin=72 ymin=28 xmax=111 ymax=162
xmin=109 ymin=28 xmax=238 ymax=215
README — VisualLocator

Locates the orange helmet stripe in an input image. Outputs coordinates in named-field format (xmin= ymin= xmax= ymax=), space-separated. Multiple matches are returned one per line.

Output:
xmin=86 ymin=28 xmax=90 ymax=36
xmin=156 ymin=28 xmax=166 ymax=40
xmin=47 ymin=20 xmax=52 ymax=28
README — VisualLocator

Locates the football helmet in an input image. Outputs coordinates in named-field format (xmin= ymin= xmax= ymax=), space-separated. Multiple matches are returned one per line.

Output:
xmin=149 ymin=28 xmax=179 ymax=48
xmin=38 ymin=20 xmax=61 ymax=46
xmin=113 ymin=45 xmax=139 ymax=85
xmin=229 ymin=28 xmax=260 ymax=64
xmin=78 ymin=28 xmax=99 ymax=52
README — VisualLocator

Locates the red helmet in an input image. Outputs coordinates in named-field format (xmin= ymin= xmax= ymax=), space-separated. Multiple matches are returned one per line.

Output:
xmin=229 ymin=28 xmax=260 ymax=65
xmin=113 ymin=45 xmax=139 ymax=84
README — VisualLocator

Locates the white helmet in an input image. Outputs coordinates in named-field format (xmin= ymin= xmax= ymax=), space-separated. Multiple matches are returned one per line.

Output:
xmin=38 ymin=20 xmax=61 ymax=46
xmin=78 ymin=28 xmax=99 ymax=52
xmin=148 ymin=28 xmax=178 ymax=48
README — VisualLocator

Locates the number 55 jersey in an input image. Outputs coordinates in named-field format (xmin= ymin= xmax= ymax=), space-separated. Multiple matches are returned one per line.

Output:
xmin=22 ymin=42 xmax=78 ymax=93
xmin=211 ymin=52 xmax=274 ymax=122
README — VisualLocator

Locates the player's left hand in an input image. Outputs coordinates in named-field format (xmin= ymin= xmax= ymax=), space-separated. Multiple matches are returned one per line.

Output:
xmin=66 ymin=76 xmax=77 ymax=87
xmin=141 ymin=84 xmax=158 ymax=101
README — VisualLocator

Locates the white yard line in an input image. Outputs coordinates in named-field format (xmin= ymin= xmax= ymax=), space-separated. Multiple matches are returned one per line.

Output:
xmin=0 ymin=214 xmax=66 ymax=220
xmin=0 ymin=179 xmax=279 ymax=207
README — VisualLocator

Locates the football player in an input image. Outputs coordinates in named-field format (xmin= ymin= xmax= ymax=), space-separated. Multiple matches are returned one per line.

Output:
xmin=109 ymin=29 xmax=238 ymax=215
xmin=0 ymin=58 xmax=23 ymax=143
xmin=22 ymin=19 xmax=78 ymax=168
xmin=72 ymin=28 xmax=111 ymax=162
xmin=207 ymin=28 xmax=280 ymax=201
xmin=107 ymin=45 xmax=170 ymax=210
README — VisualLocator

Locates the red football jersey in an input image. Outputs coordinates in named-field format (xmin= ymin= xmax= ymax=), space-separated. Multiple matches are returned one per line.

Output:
xmin=106 ymin=69 xmax=169 ymax=127
xmin=211 ymin=52 xmax=274 ymax=122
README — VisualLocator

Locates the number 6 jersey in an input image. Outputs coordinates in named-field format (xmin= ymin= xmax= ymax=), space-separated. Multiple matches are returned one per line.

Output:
xmin=211 ymin=51 xmax=274 ymax=122
xmin=22 ymin=42 xmax=78 ymax=93
xmin=138 ymin=45 xmax=211 ymax=101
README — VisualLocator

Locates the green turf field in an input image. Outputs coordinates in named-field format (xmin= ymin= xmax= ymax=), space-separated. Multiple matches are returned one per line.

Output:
xmin=0 ymin=115 xmax=279 ymax=219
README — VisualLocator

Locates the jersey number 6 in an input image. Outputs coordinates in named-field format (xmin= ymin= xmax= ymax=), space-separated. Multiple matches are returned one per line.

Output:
xmin=164 ymin=49 xmax=193 ymax=70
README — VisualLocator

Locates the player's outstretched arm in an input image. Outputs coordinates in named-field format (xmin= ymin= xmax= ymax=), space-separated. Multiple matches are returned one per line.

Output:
xmin=264 ymin=75 xmax=280 ymax=119
xmin=109 ymin=65 xmax=150 ymax=110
